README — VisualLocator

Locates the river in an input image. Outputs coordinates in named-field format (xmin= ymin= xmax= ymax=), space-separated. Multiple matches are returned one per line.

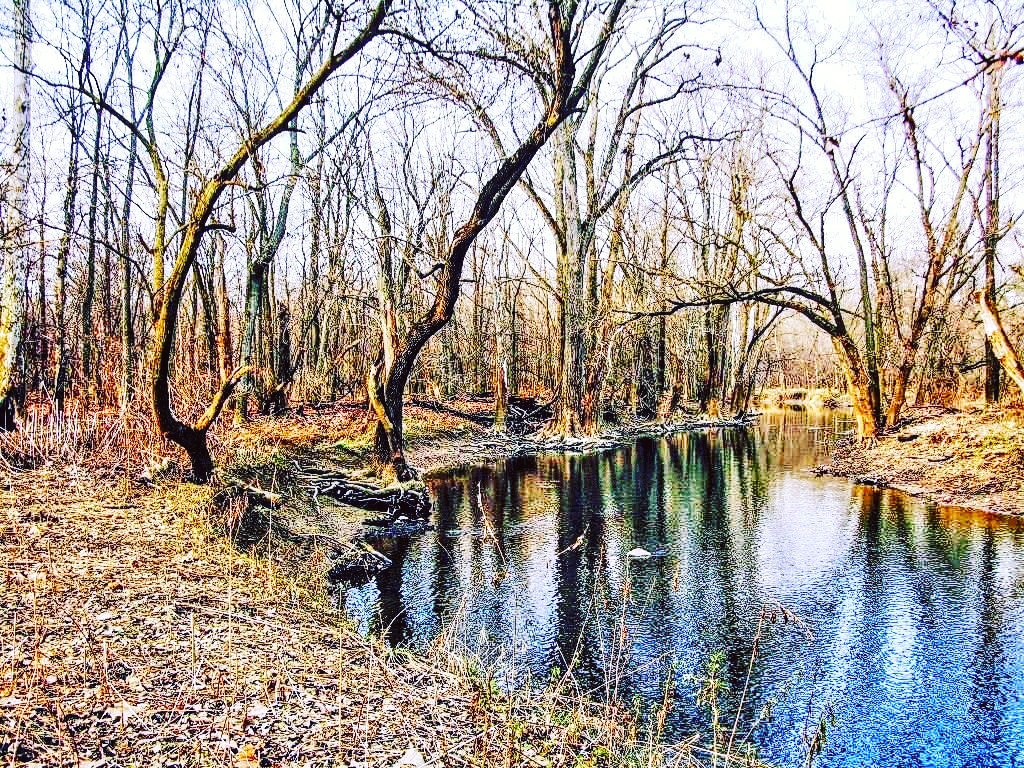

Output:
xmin=342 ymin=410 xmax=1024 ymax=767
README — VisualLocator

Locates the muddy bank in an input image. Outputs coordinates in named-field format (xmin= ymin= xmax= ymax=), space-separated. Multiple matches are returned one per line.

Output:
xmin=815 ymin=405 xmax=1024 ymax=516
xmin=409 ymin=413 xmax=759 ymax=478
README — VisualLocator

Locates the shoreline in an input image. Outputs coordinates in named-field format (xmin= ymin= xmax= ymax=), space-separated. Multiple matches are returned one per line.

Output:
xmin=409 ymin=413 xmax=760 ymax=479
xmin=813 ymin=405 xmax=1024 ymax=517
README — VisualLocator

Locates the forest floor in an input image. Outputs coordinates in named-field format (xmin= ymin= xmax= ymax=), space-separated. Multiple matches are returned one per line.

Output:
xmin=816 ymin=404 xmax=1024 ymax=515
xmin=2 ymin=401 xmax=716 ymax=768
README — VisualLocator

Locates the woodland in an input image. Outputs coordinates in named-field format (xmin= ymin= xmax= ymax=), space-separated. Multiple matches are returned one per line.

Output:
xmin=0 ymin=0 xmax=1022 ymax=481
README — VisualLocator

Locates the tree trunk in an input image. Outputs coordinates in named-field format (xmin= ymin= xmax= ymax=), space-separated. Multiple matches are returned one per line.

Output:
xmin=119 ymin=138 xmax=137 ymax=410
xmin=82 ymin=107 xmax=103 ymax=403
xmin=493 ymin=355 xmax=508 ymax=433
xmin=826 ymin=147 xmax=881 ymax=427
xmin=984 ymin=67 xmax=1002 ymax=404
xmin=235 ymin=260 xmax=266 ymax=423
xmin=0 ymin=0 xmax=31 ymax=430
xmin=54 ymin=104 xmax=79 ymax=414
xmin=977 ymin=291 xmax=1024 ymax=398
xmin=832 ymin=335 xmax=880 ymax=439
xmin=368 ymin=357 xmax=414 ymax=481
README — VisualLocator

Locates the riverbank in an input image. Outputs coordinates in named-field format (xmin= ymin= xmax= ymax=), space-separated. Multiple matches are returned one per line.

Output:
xmin=815 ymin=405 xmax=1024 ymax=516
xmin=1 ymin=464 xmax=678 ymax=766
xmin=2 ymin=401 xmax=741 ymax=767
xmin=229 ymin=399 xmax=753 ymax=479
xmin=222 ymin=401 xmax=754 ymax=547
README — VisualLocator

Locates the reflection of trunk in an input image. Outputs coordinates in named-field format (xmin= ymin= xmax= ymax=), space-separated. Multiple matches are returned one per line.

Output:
xmin=832 ymin=335 xmax=880 ymax=438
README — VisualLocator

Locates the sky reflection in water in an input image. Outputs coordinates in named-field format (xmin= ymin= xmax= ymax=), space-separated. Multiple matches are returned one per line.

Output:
xmin=343 ymin=411 xmax=1024 ymax=768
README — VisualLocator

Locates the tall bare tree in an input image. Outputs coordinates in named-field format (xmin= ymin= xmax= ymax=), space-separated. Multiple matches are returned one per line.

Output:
xmin=0 ymin=0 xmax=31 ymax=431
xmin=366 ymin=0 xmax=628 ymax=477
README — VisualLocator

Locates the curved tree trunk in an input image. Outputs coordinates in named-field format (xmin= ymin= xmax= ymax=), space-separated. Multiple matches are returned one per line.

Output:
xmin=977 ymin=290 xmax=1024 ymax=397
xmin=363 ymin=0 xmax=628 ymax=473
xmin=146 ymin=2 xmax=391 ymax=479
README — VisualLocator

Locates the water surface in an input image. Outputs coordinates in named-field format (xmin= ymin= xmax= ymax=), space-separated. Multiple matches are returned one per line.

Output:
xmin=343 ymin=411 xmax=1024 ymax=767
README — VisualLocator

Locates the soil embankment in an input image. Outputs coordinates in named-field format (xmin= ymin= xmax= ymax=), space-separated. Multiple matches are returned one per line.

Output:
xmin=816 ymin=406 xmax=1024 ymax=515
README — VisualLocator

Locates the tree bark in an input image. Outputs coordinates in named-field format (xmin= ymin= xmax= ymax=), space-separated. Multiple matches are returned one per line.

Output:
xmin=832 ymin=335 xmax=880 ymax=439
xmin=977 ymin=291 xmax=1024 ymax=398
xmin=0 ymin=0 xmax=31 ymax=430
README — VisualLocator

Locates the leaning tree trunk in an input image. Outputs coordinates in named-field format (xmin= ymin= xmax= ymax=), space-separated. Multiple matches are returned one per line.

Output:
xmin=149 ymin=1 xmax=392 ymax=478
xmin=977 ymin=291 xmax=1024 ymax=398
xmin=362 ymin=0 xmax=626 ymax=473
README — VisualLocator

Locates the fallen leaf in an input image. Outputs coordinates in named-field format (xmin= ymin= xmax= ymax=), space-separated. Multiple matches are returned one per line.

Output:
xmin=104 ymin=700 xmax=144 ymax=722
xmin=393 ymin=748 xmax=426 ymax=768
xmin=235 ymin=744 xmax=259 ymax=767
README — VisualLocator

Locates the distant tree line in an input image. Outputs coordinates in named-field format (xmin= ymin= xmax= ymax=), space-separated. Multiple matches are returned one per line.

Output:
xmin=0 ymin=0 xmax=1021 ymax=478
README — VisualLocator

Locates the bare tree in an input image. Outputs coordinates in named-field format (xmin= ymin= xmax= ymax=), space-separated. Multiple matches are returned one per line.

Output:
xmin=365 ymin=0 xmax=627 ymax=477
xmin=0 ymin=0 xmax=31 ymax=431
xmin=64 ymin=0 xmax=393 ymax=478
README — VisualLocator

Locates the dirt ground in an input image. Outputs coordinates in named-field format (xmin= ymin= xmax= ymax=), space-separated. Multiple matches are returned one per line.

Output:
xmin=817 ymin=405 xmax=1024 ymax=515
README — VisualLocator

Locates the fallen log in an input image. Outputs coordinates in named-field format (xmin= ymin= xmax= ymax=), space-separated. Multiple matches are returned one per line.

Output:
xmin=410 ymin=397 xmax=493 ymax=427
xmin=327 ymin=542 xmax=394 ymax=584
xmin=227 ymin=481 xmax=283 ymax=508
xmin=313 ymin=477 xmax=432 ymax=519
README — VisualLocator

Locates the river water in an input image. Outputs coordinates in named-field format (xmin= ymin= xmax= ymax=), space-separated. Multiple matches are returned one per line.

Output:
xmin=342 ymin=410 xmax=1024 ymax=767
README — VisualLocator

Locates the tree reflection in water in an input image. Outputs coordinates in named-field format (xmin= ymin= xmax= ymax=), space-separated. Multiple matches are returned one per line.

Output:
xmin=344 ymin=411 xmax=1024 ymax=768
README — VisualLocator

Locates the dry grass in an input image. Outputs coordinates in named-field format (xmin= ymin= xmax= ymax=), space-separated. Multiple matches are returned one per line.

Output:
xmin=821 ymin=405 xmax=1024 ymax=515
xmin=1 ymin=465 xmax=727 ymax=768
xmin=0 ymin=404 xmax=155 ymax=476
